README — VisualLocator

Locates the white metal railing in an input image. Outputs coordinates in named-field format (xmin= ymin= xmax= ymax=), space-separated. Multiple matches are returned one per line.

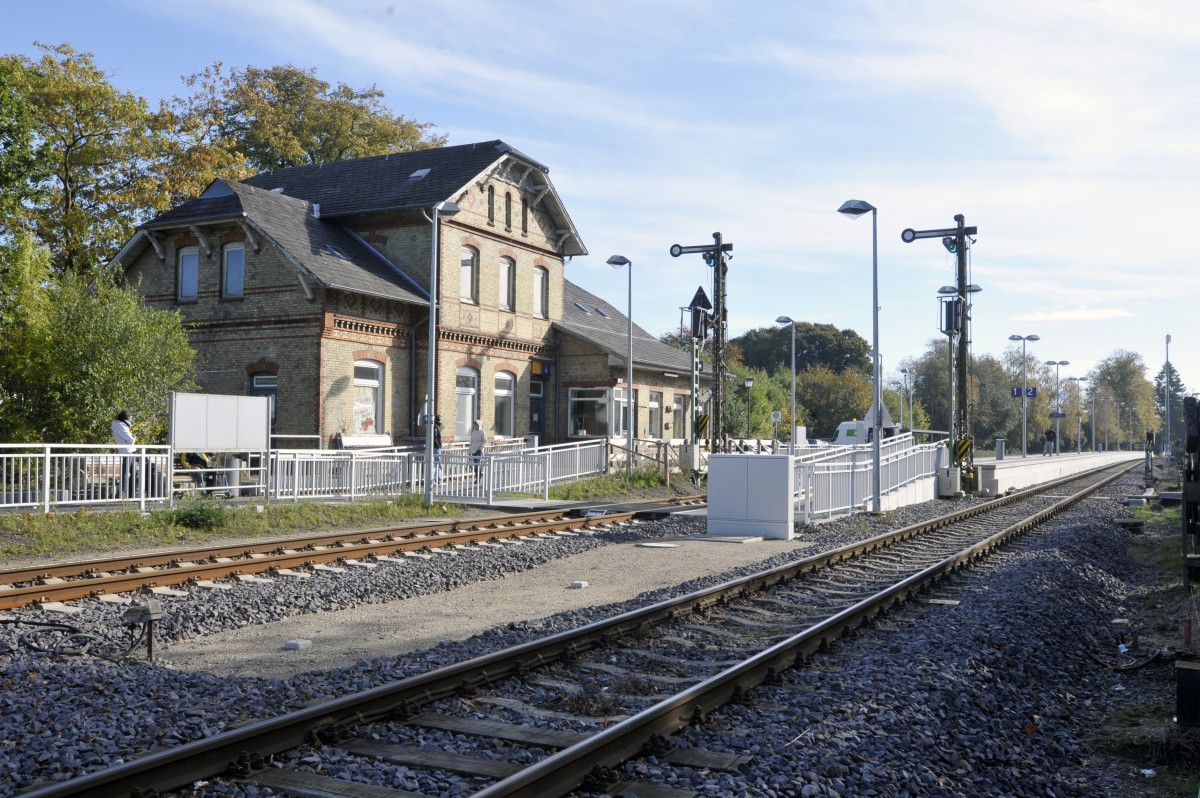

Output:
xmin=0 ymin=443 xmax=173 ymax=513
xmin=795 ymin=437 xmax=944 ymax=521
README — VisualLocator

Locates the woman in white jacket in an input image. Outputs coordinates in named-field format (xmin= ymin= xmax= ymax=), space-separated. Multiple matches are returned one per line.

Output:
xmin=112 ymin=410 xmax=136 ymax=497
xmin=469 ymin=420 xmax=487 ymax=482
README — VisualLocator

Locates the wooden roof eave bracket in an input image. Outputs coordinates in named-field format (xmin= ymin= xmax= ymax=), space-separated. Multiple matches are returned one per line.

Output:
xmin=189 ymin=225 xmax=214 ymax=258
xmin=237 ymin=220 xmax=261 ymax=253
xmin=554 ymin=230 xmax=571 ymax=251
xmin=532 ymin=185 xmax=550 ymax=207
xmin=145 ymin=231 xmax=166 ymax=263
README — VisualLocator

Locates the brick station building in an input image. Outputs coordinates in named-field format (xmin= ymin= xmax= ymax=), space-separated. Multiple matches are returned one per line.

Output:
xmin=111 ymin=140 xmax=699 ymax=448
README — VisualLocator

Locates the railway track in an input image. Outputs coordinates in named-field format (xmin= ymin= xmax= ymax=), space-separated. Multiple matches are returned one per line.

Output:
xmin=0 ymin=496 xmax=705 ymax=610
xmin=15 ymin=464 xmax=1135 ymax=798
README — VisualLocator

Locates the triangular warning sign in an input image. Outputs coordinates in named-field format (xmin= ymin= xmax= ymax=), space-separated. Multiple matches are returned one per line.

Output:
xmin=688 ymin=286 xmax=712 ymax=310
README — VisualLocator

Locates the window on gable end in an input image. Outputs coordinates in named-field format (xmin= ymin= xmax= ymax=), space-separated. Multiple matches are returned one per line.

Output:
xmin=504 ymin=192 xmax=512 ymax=231
xmin=487 ymin=186 xmax=495 ymax=225
xmin=460 ymin=246 xmax=479 ymax=303
xmin=223 ymin=243 xmax=245 ymax=298
xmin=533 ymin=266 xmax=548 ymax=319
xmin=499 ymin=256 xmax=515 ymax=311
xmin=521 ymin=198 xmax=529 ymax=235
xmin=177 ymin=246 xmax=199 ymax=302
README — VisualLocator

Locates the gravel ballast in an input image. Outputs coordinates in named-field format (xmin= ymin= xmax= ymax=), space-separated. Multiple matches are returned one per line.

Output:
xmin=0 ymin=474 xmax=1179 ymax=797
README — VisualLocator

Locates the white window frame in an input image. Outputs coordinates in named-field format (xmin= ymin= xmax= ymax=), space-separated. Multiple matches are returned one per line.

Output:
xmin=352 ymin=360 xmax=383 ymax=435
xmin=499 ymin=256 xmax=515 ymax=312
xmin=455 ymin=367 xmax=480 ymax=438
xmin=222 ymin=243 xmax=245 ymax=298
xmin=533 ymin=266 xmax=548 ymax=318
xmin=460 ymin=246 xmax=479 ymax=303
xmin=649 ymin=391 xmax=663 ymax=438
xmin=494 ymin=371 xmax=515 ymax=438
xmin=177 ymin=246 xmax=199 ymax=302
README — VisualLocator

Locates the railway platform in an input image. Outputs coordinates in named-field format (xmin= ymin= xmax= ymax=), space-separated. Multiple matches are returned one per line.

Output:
xmin=973 ymin=450 xmax=1146 ymax=495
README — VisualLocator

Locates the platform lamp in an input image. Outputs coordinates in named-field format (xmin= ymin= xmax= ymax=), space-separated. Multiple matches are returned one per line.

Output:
xmin=900 ymin=367 xmax=912 ymax=430
xmin=1008 ymin=334 xmax=1040 ymax=457
xmin=421 ymin=200 xmax=460 ymax=507
xmin=1044 ymin=359 xmax=1069 ymax=455
xmin=775 ymin=316 xmax=797 ymax=455
xmin=606 ymin=255 xmax=634 ymax=476
xmin=838 ymin=199 xmax=881 ymax=512
xmin=1067 ymin=377 xmax=1087 ymax=453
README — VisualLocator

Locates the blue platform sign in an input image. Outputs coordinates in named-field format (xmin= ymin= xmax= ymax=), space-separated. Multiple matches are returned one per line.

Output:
xmin=1011 ymin=387 xmax=1021 ymax=398
xmin=1012 ymin=387 xmax=1038 ymax=398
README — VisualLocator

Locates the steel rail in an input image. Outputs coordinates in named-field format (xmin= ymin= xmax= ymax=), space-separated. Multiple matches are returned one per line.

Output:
xmin=0 ymin=496 xmax=704 ymax=586
xmin=14 ymin=466 xmax=1132 ymax=798
xmin=0 ymin=499 xmax=703 ymax=610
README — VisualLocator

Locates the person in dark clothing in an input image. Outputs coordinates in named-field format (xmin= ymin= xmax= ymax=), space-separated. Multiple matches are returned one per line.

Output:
xmin=432 ymin=415 xmax=443 ymax=486
xmin=1043 ymin=427 xmax=1056 ymax=456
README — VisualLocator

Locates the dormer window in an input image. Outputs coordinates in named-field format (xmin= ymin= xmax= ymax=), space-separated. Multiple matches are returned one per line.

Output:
xmin=324 ymin=244 xmax=349 ymax=260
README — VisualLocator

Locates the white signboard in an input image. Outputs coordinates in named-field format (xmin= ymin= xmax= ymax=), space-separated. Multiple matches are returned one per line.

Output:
xmin=169 ymin=391 xmax=271 ymax=452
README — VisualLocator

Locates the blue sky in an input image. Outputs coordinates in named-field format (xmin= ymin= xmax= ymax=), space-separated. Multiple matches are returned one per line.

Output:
xmin=7 ymin=0 xmax=1197 ymax=394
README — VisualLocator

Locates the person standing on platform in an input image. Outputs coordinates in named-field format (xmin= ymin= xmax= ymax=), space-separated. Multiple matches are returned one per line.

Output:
xmin=432 ymin=415 xmax=444 ymax=487
xmin=1043 ymin=427 xmax=1056 ymax=456
xmin=470 ymin=420 xmax=487 ymax=482
xmin=112 ymin=410 xmax=137 ymax=497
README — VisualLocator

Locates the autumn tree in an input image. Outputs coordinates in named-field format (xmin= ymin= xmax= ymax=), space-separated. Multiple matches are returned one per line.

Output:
xmin=1089 ymin=350 xmax=1156 ymax=450
xmin=796 ymin=366 xmax=872 ymax=438
xmin=733 ymin=321 xmax=870 ymax=377
xmin=169 ymin=62 xmax=448 ymax=176
xmin=0 ymin=236 xmax=195 ymax=443
xmin=0 ymin=60 xmax=43 ymax=236
xmin=2 ymin=43 xmax=165 ymax=277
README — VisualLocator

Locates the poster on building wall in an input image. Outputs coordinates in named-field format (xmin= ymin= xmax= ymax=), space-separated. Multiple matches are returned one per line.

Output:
xmin=353 ymin=386 xmax=377 ymax=433
xmin=169 ymin=392 xmax=271 ymax=452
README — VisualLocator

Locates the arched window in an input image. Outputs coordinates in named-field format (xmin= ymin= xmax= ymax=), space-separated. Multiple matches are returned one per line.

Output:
xmin=494 ymin=371 xmax=515 ymax=437
xmin=222 ymin=243 xmax=245 ymax=298
xmin=504 ymin=192 xmax=512 ymax=231
xmin=460 ymin=246 xmax=479 ymax=303
xmin=499 ymin=256 xmax=515 ymax=311
xmin=487 ymin=186 xmax=495 ymax=224
xmin=521 ymin=198 xmax=529 ymax=235
xmin=532 ymin=266 xmax=548 ymax=318
xmin=177 ymin=246 xmax=199 ymax=302
xmin=353 ymin=360 xmax=383 ymax=434
xmin=455 ymin=367 xmax=479 ymax=438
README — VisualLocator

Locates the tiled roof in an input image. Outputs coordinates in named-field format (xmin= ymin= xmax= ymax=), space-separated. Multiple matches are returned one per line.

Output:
xmin=241 ymin=140 xmax=530 ymax=217
xmin=555 ymin=280 xmax=692 ymax=374
xmin=143 ymin=181 xmax=427 ymax=305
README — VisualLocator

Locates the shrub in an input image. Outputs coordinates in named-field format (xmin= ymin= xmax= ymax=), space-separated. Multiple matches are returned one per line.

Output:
xmin=169 ymin=499 xmax=228 ymax=530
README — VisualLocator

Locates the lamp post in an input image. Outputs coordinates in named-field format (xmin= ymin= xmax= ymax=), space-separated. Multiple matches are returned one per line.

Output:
xmin=421 ymin=200 xmax=460 ymax=507
xmin=1089 ymin=387 xmax=1097 ymax=451
xmin=1008 ymin=334 xmax=1040 ymax=457
xmin=1045 ymin=359 xmax=1069 ymax=455
xmin=892 ymin=381 xmax=905 ymax=434
xmin=1068 ymin=377 xmax=1087 ymax=453
xmin=1165 ymin=334 xmax=1173 ymax=457
xmin=606 ymin=255 xmax=634 ymax=477
xmin=900 ymin=368 xmax=912 ymax=430
xmin=838 ymin=199 xmax=881 ymax=512
xmin=744 ymin=376 xmax=754 ymax=439
xmin=775 ymin=316 xmax=797 ymax=455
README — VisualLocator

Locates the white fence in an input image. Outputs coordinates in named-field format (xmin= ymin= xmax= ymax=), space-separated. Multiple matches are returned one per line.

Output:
xmin=0 ymin=439 xmax=609 ymax=513
xmin=0 ymin=444 xmax=173 ymax=513
xmin=792 ymin=434 xmax=945 ymax=520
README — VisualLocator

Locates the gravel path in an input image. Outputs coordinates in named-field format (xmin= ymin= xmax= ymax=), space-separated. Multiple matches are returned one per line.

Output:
xmin=0 ymin=474 xmax=1180 ymax=797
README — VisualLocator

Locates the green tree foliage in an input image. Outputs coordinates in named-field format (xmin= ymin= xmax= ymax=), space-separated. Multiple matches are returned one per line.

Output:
xmin=0 ymin=60 xmax=44 ymax=234
xmin=2 ymin=43 xmax=164 ymax=278
xmin=169 ymin=62 xmax=448 ymax=175
xmin=0 ymin=237 xmax=195 ymax=443
xmin=1089 ymin=350 xmax=1156 ymax=449
xmin=1154 ymin=362 xmax=1187 ymax=451
xmin=733 ymin=322 xmax=870 ymax=376
xmin=796 ymin=366 xmax=872 ymax=438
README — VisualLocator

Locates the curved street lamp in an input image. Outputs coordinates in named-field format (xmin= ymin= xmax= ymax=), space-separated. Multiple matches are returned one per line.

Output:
xmin=1044 ymin=359 xmax=1069 ymax=455
xmin=838 ymin=199 xmax=880 ymax=512
xmin=422 ymin=200 xmax=459 ymax=506
xmin=606 ymin=255 xmax=634 ymax=476
xmin=775 ymin=316 xmax=797 ymax=455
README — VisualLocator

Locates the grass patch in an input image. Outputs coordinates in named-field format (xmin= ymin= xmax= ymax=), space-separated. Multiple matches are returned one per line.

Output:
xmin=546 ymin=470 xmax=666 ymax=501
xmin=0 ymin=495 xmax=464 ymax=560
